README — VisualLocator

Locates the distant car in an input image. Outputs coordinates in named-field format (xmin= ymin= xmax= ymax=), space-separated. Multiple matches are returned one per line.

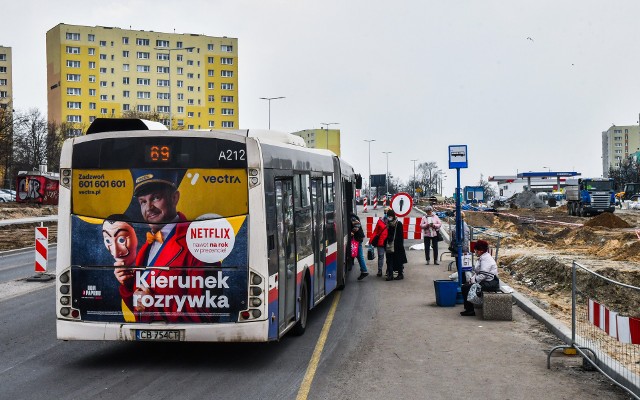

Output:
xmin=0 ymin=189 xmax=15 ymax=202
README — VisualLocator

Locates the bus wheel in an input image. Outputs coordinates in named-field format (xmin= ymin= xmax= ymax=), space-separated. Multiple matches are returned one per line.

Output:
xmin=292 ymin=279 xmax=309 ymax=336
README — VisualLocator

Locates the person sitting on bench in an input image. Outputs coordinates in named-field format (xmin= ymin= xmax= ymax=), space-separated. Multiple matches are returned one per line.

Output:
xmin=460 ymin=240 xmax=499 ymax=317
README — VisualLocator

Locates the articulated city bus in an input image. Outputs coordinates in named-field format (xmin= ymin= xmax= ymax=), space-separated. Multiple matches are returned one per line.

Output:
xmin=56 ymin=118 xmax=359 ymax=342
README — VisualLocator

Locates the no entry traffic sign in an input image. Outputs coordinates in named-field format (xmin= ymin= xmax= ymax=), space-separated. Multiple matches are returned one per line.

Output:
xmin=390 ymin=192 xmax=413 ymax=217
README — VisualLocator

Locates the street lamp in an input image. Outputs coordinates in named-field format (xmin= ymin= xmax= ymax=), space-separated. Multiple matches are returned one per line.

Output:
xmin=364 ymin=139 xmax=375 ymax=201
xmin=382 ymin=151 xmax=392 ymax=196
xmin=320 ymin=122 xmax=339 ymax=150
xmin=259 ymin=96 xmax=285 ymax=129
xmin=155 ymin=46 xmax=195 ymax=129
xmin=411 ymin=159 xmax=418 ymax=198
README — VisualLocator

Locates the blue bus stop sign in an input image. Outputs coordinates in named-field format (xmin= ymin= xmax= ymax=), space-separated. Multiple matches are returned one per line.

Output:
xmin=448 ymin=145 xmax=468 ymax=169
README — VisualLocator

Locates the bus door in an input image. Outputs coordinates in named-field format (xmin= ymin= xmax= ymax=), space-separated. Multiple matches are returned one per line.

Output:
xmin=311 ymin=178 xmax=325 ymax=301
xmin=275 ymin=179 xmax=297 ymax=332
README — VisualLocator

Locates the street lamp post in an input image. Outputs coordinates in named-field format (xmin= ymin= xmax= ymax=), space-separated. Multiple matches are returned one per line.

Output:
xmin=259 ymin=97 xmax=286 ymax=129
xmin=364 ymin=139 xmax=375 ymax=202
xmin=382 ymin=151 xmax=392 ymax=196
xmin=156 ymin=46 xmax=194 ymax=129
xmin=320 ymin=122 xmax=339 ymax=150
xmin=411 ymin=159 xmax=418 ymax=198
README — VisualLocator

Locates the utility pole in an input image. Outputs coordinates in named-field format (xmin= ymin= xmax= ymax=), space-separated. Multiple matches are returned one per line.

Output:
xmin=320 ymin=122 xmax=339 ymax=151
xmin=411 ymin=159 xmax=418 ymax=198
xmin=365 ymin=139 xmax=375 ymax=201
xmin=259 ymin=97 xmax=286 ymax=129
xmin=382 ymin=151 xmax=392 ymax=196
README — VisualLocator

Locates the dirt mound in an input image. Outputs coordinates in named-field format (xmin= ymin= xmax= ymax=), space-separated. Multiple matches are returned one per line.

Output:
xmin=514 ymin=191 xmax=547 ymax=209
xmin=464 ymin=212 xmax=496 ymax=227
xmin=611 ymin=241 xmax=640 ymax=262
xmin=584 ymin=212 xmax=631 ymax=229
xmin=0 ymin=204 xmax=57 ymax=219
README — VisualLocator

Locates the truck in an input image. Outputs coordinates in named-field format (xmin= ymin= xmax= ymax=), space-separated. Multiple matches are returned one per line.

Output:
xmin=565 ymin=178 xmax=615 ymax=217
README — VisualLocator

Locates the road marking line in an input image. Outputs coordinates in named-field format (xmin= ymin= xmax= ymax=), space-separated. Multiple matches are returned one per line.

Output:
xmin=296 ymin=291 xmax=341 ymax=400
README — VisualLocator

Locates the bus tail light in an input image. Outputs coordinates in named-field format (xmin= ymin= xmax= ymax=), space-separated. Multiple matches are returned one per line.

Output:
xmin=239 ymin=270 xmax=265 ymax=322
xmin=58 ymin=269 xmax=80 ymax=320
xmin=248 ymin=168 xmax=260 ymax=188
xmin=60 ymin=168 xmax=72 ymax=189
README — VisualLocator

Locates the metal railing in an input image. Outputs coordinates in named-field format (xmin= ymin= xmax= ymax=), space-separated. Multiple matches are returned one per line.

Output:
xmin=548 ymin=261 xmax=640 ymax=399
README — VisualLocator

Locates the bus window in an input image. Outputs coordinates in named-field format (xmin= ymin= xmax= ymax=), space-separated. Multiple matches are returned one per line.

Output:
xmin=294 ymin=174 xmax=313 ymax=261
xmin=275 ymin=179 xmax=296 ymax=330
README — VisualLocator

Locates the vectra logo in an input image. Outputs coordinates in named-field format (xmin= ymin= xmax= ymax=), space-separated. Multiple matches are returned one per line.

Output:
xmin=202 ymin=175 xmax=242 ymax=184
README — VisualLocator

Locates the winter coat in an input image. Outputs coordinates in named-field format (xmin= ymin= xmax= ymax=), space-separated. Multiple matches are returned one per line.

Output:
xmin=386 ymin=220 xmax=407 ymax=265
xmin=420 ymin=214 xmax=442 ymax=238
xmin=370 ymin=217 xmax=389 ymax=247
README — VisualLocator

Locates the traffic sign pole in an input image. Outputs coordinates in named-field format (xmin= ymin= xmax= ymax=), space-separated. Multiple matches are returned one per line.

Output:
xmin=449 ymin=145 xmax=468 ymax=305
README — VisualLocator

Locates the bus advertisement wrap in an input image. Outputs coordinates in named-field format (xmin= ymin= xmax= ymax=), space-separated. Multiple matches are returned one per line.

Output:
xmin=68 ymin=167 xmax=250 ymax=323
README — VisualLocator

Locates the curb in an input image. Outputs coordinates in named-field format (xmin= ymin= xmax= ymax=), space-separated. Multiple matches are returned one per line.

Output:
xmin=512 ymin=290 xmax=572 ymax=344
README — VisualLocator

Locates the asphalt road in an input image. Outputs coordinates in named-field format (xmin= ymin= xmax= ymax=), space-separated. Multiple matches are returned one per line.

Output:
xmin=0 ymin=246 xmax=57 ymax=283
xmin=0 ymin=207 xmax=630 ymax=399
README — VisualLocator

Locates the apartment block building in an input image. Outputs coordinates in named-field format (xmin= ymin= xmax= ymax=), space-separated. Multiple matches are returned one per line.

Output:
xmin=292 ymin=128 xmax=341 ymax=156
xmin=0 ymin=46 xmax=12 ymax=109
xmin=46 ymin=23 xmax=238 ymax=134
xmin=602 ymin=124 xmax=640 ymax=177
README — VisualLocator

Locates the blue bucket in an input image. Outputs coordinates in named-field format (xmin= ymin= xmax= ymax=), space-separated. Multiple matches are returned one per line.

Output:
xmin=434 ymin=280 xmax=458 ymax=307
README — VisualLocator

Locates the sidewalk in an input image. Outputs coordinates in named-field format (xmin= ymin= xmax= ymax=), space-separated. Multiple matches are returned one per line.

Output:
xmin=319 ymin=212 xmax=628 ymax=399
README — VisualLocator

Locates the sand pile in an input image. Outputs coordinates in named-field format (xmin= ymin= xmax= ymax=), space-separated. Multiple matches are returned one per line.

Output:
xmin=514 ymin=191 xmax=547 ymax=209
xmin=584 ymin=212 xmax=631 ymax=229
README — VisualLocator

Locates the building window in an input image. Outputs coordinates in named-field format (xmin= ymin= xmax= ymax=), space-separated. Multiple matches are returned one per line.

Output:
xmin=177 ymin=106 xmax=184 ymax=113
xmin=67 ymin=101 xmax=82 ymax=109
xmin=123 ymin=90 xmax=130 ymax=98
xmin=123 ymin=77 xmax=130 ymax=84
xmin=222 ymin=121 xmax=234 ymax=128
xmin=157 ymin=106 xmax=170 ymax=113
xmin=208 ymin=82 xmax=215 ymax=90
xmin=615 ymin=150 xmax=623 ymax=154
xmin=137 ymin=105 xmax=151 ymax=112
xmin=187 ymin=112 xmax=194 ymax=118
xmin=122 ymin=104 xmax=130 ymax=111
xmin=221 ymin=70 xmax=233 ymax=77
xmin=67 ymin=115 xmax=82 ymax=123
xmin=89 ymin=102 xmax=96 ymax=110
xmin=99 ymin=40 xmax=106 ymax=47
xmin=177 ymin=54 xmax=183 ymax=62
xmin=176 ymin=41 xmax=183 ymax=48
xmin=67 ymin=88 xmax=81 ymax=96
xmin=136 ymin=38 xmax=150 ymax=46
xmin=157 ymin=92 xmax=170 ymax=99
xmin=66 ymin=74 xmax=81 ymax=82
xmin=66 ymin=60 xmax=81 ymax=68
xmin=207 ymin=44 xmax=214 ymax=51
xmin=100 ymin=54 xmax=107 ymax=60
xmin=99 ymin=67 xmax=107 ymax=74
xmin=221 ymin=83 xmax=234 ymax=90
xmin=177 ymin=67 xmax=183 ymax=75
xmin=89 ymin=89 xmax=97 ymax=96
xmin=0 ymin=67 xmax=5 ymax=73
xmin=66 ymin=32 xmax=81 ymax=41
xmin=221 ymin=57 xmax=233 ymax=65
xmin=88 ymin=61 xmax=96 ymax=69
xmin=156 ymin=40 xmax=170 ymax=48
xmin=100 ymin=81 xmax=107 ymax=87
xmin=177 ymin=80 xmax=183 ymax=88
xmin=157 ymin=66 xmax=170 ymax=74
xmin=137 ymin=52 xmax=150 ymax=59
xmin=137 ymin=78 xmax=151 ymax=85
xmin=221 ymin=45 xmax=233 ymax=52
xmin=137 ymin=91 xmax=151 ymax=99
xmin=221 ymin=96 xmax=234 ymax=103
xmin=88 ymin=34 xmax=95 ymax=42
xmin=177 ymin=93 xmax=184 ymax=100
xmin=187 ymin=99 xmax=194 ymax=105
xmin=187 ymin=86 xmax=194 ymax=92
xmin=208 ymin=121 xmax=214 ymax=127
xmin=157 ymin=53 xmax=169 ymax=61
xmin=0 ymin=91 xmax=6 ymax=98
xmin=88 ymin=75 xmax=96 ymax=83
xmin=66 ymin=46 xmax=80 ymax=54
xmin=123 ymin=50 xmax=129 ymax=58
xmin=0 ymin=54 xmax=5 ymax=61
xmin=615 ymin=143 xmax=622 ymax=147
xmin=157 ymin=79 xmax=170 ymax=87
xmin=100 ymin=108 xmax=108 ymax=114
xmin=208 ymin=57 xmax=214 ymax=63
xmin=121 ymin=36 xmax=129 ymax=44
xmin=137 ymin=65 xmax=150 ymax=73
xmin=208 ymin=108 xmax=215 ymax=115
xmin=221 ymin=108 xmax=234 ymax=115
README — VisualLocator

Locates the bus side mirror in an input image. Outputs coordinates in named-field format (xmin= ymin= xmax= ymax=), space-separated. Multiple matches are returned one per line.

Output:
xmin=355 ymin=174 xmax=362 ymax=189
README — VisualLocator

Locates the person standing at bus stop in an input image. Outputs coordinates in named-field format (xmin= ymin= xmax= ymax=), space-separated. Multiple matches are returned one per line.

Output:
xmin=350 ymin=215 xmax=369 ymax=280
xmin=420 ymin=206 xmax=442 ymax=265
xmin=385 ymin=209 xmax=407 ymax=281
xmin=369 ymin=207 xmax=390 ymax=277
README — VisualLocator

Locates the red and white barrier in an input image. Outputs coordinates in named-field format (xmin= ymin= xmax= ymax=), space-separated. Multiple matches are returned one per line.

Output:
xmin=363 ymin=197 xmax=368 ymax=213
xmin=35 ymin=227 xmax=48 ymax=273
xmin=589 ymin=299 xmax=640 ymax=344
xmin=365 ymin=217 xmax=422 ymax=240
xmin=373 ymin=196 xmax=378 ymax=210
xmin=382 ymin=196 xmax=388 ymax=208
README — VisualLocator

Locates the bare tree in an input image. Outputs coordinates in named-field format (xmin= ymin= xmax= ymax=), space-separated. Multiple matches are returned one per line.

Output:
xmin=417 ymin=161 xmax=440 ymax=196
xmin=0 ymin=104 xmax=14 ymax=187
xmin=46 ymin=121 xmax=77 ymax=172
xmin=13 ymin=109 xmax=49 ymax=173
xmin=479 ymin=174 xmax=496 ymax=201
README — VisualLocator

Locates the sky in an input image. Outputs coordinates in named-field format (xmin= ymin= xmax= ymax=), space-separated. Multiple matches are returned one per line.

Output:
xmin=2 ymin=0 xmax=640 ymax=196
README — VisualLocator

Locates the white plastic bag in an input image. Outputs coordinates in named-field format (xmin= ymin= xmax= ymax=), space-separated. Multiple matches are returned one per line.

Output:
xmin=467 ymin=283 xmax=483 ymax=305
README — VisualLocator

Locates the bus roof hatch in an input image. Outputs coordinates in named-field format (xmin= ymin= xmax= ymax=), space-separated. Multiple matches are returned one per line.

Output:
xmin=85 ymin=118 xmax=168 ymax=134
